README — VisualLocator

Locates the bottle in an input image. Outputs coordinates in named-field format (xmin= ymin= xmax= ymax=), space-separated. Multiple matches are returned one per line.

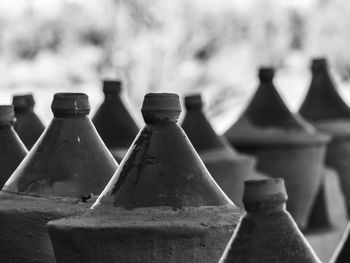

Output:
xmin=12 ymin=94 xmax=45 ymax=149
xmin=93 ymin=80 xmax=139 ymax=162
xmin=219 ymin=178 xmax=321 ymax=263
xmin=48 ymin=93 xmax=241 ymax=263
xmin=182 ymin=93 xmax=265 ymax=206
xmin=0 ymin=105 xmax=27 ymax=188
xmin=224 ymin=67 xmax=330 ymax=230
xmin=300 ymin=57 xmax=350 ymax=218
xmin=0 ymin=93 xmax=118 ymax=263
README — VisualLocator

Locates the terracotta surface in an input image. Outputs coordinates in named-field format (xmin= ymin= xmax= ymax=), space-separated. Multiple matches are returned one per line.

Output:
xmin=182 ymin=93 xmax=265 ymax=206
xmin=300 ymin=58 xmax=350 ymax=217
xmin=219 ymin=178 xmax=321 ymax=263
xmin=0 ymin=105 xmax=27 ymax=188
xmin=0 ymin=93 xmax=118 ymax=263
xmin=48 ymin=93 xmax=241 ymax=263
xmin=93 ymin=80 xmax=140 ymax=162
xmin=224 ymin=67 xmax=329 ymax=229
xmin=12 ymin=94 xmax=45 ymax=149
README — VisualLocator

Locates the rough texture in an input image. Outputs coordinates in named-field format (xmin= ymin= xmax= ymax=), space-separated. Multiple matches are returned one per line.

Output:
xmin=0 ymin=193 xmax=94 ymax=263
xmin=48 ymin=205 xmax=242 ymax=263
xmin=220 ymin=178 xmax=321 ymax=263
xmin=3 ymin=93 xmax=118 ymax=198
xmin=220 ymin=211 xmax=321 ymax=263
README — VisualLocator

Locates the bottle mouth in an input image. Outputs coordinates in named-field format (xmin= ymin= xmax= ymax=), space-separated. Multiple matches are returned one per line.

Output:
xmin=103 ymin=80 xmax=122 ymax=94
xmin=258 ymin=67 xmax=275 ymax=82
xmin=311 ymin=57 xmax=328 ymax=71
xmin=184 ymin=94 xmax=203 ymax=109
xmin=0 ymin=105 xmax=15 ymax=123
xmin=243 ymin=178 xmax=287 ymax=212
xmin=51 ymin=93 xmax=90 ymax=117
xmin=12 ymin=94 xmax=35 ymax=110
xmin=141 ymin=93 xmax=181 ymax=123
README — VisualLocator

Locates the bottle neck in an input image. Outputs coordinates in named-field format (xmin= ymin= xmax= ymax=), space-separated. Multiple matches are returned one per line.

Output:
xmin=244 ymin=200 xmax=286 ymax=214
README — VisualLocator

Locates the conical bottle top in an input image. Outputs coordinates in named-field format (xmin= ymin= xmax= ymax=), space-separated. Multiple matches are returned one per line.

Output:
xmin=92 ymin=92 xmax=232 ymax=210
xmin=12 ymin=94 xmax=35 ymax=111
xmin=225 ymin=67 xmax=329 ymax=145
xmin=182 ymin=93 xmax=239 ymax=155
xmin=141 ymin=93 xmax=181 ymax=123
xmin=3 ymin=92 xmax=117 ymax=198
xmin=103 ymin=80 xmax=122 ymax=95
xmin=258 ymin=67 xmax=275 ymax=82
xmin=184 ymin=94 xmax=203 ymax=109
xmin=51 ymin=93 xmax=90 ymax=117
xmin=299 ymin=57 xmax=350 ymax=121
xmin=0 ymin=105 xmax=15 ymax=124
xmin=243 ymin=178 xmax=287 ymax=212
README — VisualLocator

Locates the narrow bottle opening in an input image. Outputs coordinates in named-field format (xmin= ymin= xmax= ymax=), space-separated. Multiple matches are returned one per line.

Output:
xmin=184 ymin=94 xmax=203 ymax=109
xmin=141 ymin=93 xmax=181 ymax=123
xmin=51 ymin=93 xmax=90 ymax=117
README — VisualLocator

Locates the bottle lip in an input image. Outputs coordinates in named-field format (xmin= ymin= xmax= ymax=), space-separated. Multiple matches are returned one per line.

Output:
xmin=103 ymin=80 xmax=122 ymax=94
xmin=51 ymin=93 xmax=90 ymax=116
xmin=141 ymin=93 xmax=181 ymax=123
xmin=184 ymin=93 xmax=203 ymax=109
xmin=258 ymin=67 xmax=275 ymax=82
xmin=311 ymin=57 xmax=328 ymax=70
xmin=12 ymin=94 xmax=35 ymax=110
xmin=243 ymin=178 xmax=287 ymax=204
xmin=0 ymin=105 xmax=15 ymax=123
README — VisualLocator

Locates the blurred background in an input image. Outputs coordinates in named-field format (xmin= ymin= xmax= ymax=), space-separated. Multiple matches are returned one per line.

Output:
xmin=0 ymin=0 xmax=349 ymax=132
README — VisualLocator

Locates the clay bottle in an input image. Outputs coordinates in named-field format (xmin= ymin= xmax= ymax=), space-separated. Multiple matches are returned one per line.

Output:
xmin=219 ymin=178 xmax=321 ymax=263
xmin=92 ymin=80 xmax=139 ymax=162
xmin=95 ymin=93 xmax=231 ymax=208
xmin=300 ymin=57 xmax=350 ymax=120
xmin=12 ymin=94 xmax=45 ymax=149
xmin=47 ymin=93 xmax=241 ymax=263
xmin=0 ymin=105 xmax=27 ymax=188
xmin=181 ymin=93 xmax=265 ymax=206
xmin=224 ymin=67 xmax=329 ymax=230
xmin=0 ymin=93 xmax=118 ymax=263
xmin=299 ymin=58 xmax=350 ymax=218
xmin=4 ymin=93 xmax=117 ymax=197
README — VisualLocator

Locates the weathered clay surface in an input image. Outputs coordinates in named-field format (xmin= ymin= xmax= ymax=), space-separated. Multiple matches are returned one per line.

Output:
xmin=94 ymin=93 xmax=231 ymax=209
xmin=0 ymin=105 xmax=27 ymax=188
xmin=93 ymin=80 xmax=139 ymax=162
xmin=12 ymin=94 xmax=45 ymax=149
xmin=225 ymin=67 xmax=329 ymax=229
xmin=182 ymin=94 xmax=266 ymax=206
xmin=4 ymin=93 xmax=118 ymax=197
xmin=219 ymin=178 xmax=321 ymax=263
xmin=48 ymin=205 xmax=242 ymax=263
xmin=48 ymin=93 xmax=240 ymax=263
xmin=0 ymin=93 xmax=118 ymax=263
xmin=0 ymin=192 xmax=94 ymax=263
